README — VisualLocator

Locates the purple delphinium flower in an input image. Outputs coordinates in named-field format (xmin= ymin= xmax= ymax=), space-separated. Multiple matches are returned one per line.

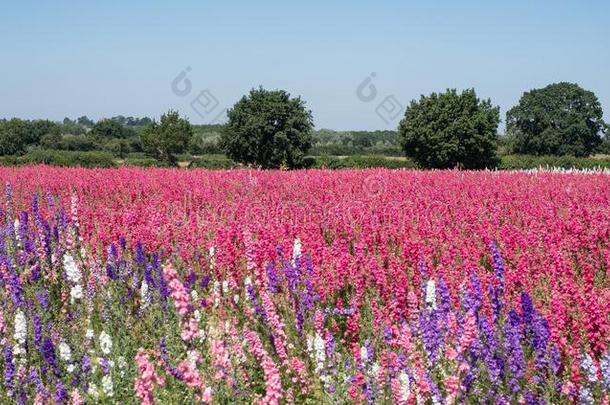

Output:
xmin=581 ymin=354 xmax=598 ymax=385
xmin=200 ymin=274 xmax=210 ymax=290
xmin=0 ymin=256 xmax=24 ymax=306
xmin=549 ymin=344 xmax=561 ymax=375
xmin=3 ymin=345 xmax=15 ymax=392
xmin=419 ymin=311 xmax=442 ymax=365
xmin=106 ymin=244 xmax=118 ymax=280
xmin=531 ymin=314 xmax=550 ymax=373
xmin=478 ymin=316 xmax=503 ymax=385
xmin=160 ymin=338 xmax=183 ymax=380
xmin=504 ymin=310 xmax=525 ymax=394
xmin=42 ymin=338 xmax=60 ymax=377
xmin=469 ymin=272 xmax=483 ymax=314
xmin=521 ymin=292 xmax=535 ymax=336
xmin=36 ymin=290 xmax=49 ymax=310
xmin=601 ymin=352 xmax=610 ymax=391
xmin=437 ymin=277 xmax=452 ymax=320
xmin=246 ymin=284 xmax=267 ymax=321
xmin=265 ymin=263 xmax=279 ymax=294
xmin=100 ymin=357 xmax=111 ymax=374
xmin=33 ymin=314 xmax=43 ymax=349
xmin=135 ymin=241 xmax=147 ymax=266
xmin=28 ymin=367 xmax=45 ymax=396
xmin=55 ymin=382 xmax=68 ymax=403
xmin=81 ymin=355 xmax=91 ymax=375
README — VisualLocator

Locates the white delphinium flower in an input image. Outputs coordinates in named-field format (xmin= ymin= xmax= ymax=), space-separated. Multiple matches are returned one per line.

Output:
xmin=209 ymin=246 xmax=216 ymax=270
xmin=99 ymin=331 xmax=113 ymax=355
xmin=398 ymin=371 xmax=411 ymax=402
xmin=86 ymin=328 xmax=94 ymax=340
xmin=140 ymin=280 xmax=151 ymax=310
xmin=14 ymin=310 xmax=27 ymax=346
xmin=70 ymin=284 xmax=83 ymax=304
xmin=222 ymin=280 xmax=229 ymax=294
xmin=117 ymin=356 xmax=127 ymax=378
xmin=58 ymin=342 xmax=72 ymax=362
xmin=360 ymin=345 xmax=368 ymax=362
xmin=14 ymin=219 xmax=20 ymax=243
xmin=233 ymin=294 xmax=240 ymax=304
xmin=292 ymin=238 xmax=302 ymax=262
xmin=244 ymin=276 xmax=252 ymax=287
xmin=63 ymin=254 xmax=81 ymax=284
xmin=101 ymin=374 xmax=114 ymax=397
xmin=213 ymin=280 xmax=221 ymax=307
xmin=190 ymin=289 xmax=199 ymax=301
xmin=193 ymin=309 xmax=202 ymax=322
xmin=425 ymin=279 xmax=437 ymax=310
xmin=187 ymin=350 xmax=199 ymax=367
xmin=67 ymin=364 xmax=75 ymax=374
xmin=88 ymin=383 xmax=99 ymax=399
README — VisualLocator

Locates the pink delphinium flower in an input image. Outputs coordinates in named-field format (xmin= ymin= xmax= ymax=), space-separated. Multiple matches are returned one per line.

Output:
xmin=134 ymin=349 xmax=165 ymax=405
xmin=244 ymin=328 xmax=282 ymax=405
xmin=259 ymin=290 xmax=289 ymax=362
xmin=163 ymin=263 xmax=190 ymax=316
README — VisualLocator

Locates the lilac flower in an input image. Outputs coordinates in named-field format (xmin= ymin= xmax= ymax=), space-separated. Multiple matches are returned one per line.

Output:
xmin=601 ymin=352 xmax=610 ymax=391
xmin=81 ymin=355 xmax=92 ymax=375
xmin=581 ymin=354 xmax=598 ymax=384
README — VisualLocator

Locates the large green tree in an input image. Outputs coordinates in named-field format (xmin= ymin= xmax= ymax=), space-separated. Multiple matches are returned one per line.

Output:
xmin=140 ymin=110 xmax=193 ymax=165
xmin=506 ymin=82 xmax=607 ymax=157
xmin=398 ymin=89 xmax=500 ymax=169
xmin=0 ymin=119 xmax=30 ymax=155
xmin=221 ymin=87 xmax=314 ymax=169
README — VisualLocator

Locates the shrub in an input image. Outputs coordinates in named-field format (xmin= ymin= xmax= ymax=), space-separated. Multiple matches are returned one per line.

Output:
xmin=188 ymin=155 xmax=239 ymax=169
xmin=500 ymin=155 xmax=610 ymax=170
xmin=20 ymin=150 xmax=116 ymax=168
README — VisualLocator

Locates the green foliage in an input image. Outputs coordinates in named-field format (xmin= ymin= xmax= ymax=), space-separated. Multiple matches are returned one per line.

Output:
xmin=188 ymin=155 xmax=239 ymax=169
xmin=310 ymin=129 xmax=402 ymax=156
xmin=506 ymin=82 xmax=607 ymax=157
xmin=312 ymin=155 xmax=417 ymax=169
xmin=0 ymin=119 xmax=30 ymax=155
xmin=399 ymin=88 xmax=500 ymax=169
xmin=500 ymin=155 xmax=610 ymax=170
xmin=122 ymin=156 xmax=169 ymax=167
xmin=90 ymin=119 xmax=136 ymax=139
xmin=105 ymin=138 xmax=132 ymax=158
xmin=17 ymin=150 xmax=116 ymax=167
xmin=140 ymin=110 xmax=194 ymax=165
xmin=221 ymin=87 xmax=314 ymax=169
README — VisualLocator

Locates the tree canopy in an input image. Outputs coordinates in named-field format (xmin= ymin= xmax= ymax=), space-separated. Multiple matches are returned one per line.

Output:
xmin=399 ymin=89 xmax=500 ymax=169
xmin=506 ymin=82 xmax=607 ymax=157
xmin=221 ymin=88 xmax=314 ymax=169
xmin=140 ymin=110 xmax=193 ymax=165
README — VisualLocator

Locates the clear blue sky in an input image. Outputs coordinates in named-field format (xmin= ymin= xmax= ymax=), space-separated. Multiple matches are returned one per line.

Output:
xmin=1 ymin=0 xmax=609 ymax=131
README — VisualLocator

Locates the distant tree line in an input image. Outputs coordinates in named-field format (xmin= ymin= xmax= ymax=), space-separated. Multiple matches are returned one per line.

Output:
xmin=1 ymin=82 xmax=608 ymax=168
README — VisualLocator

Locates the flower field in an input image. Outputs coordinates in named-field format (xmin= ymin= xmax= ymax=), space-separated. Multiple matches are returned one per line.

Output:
xmin=0 ymin=165 xmax=609 ymax=404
